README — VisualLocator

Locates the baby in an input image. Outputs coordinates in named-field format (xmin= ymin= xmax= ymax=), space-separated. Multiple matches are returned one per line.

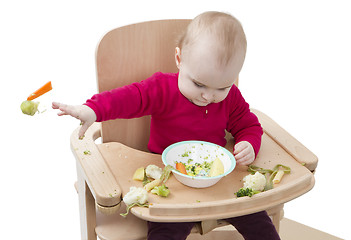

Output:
xmin=53 ymin=11 xmax=280 ymax=240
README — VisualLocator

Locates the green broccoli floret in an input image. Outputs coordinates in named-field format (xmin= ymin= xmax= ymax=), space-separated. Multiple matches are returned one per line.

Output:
xmin=151 ymin=184 xmax=170 ymax=197
xmin=234 ymin=188 xmax=260 ymax=198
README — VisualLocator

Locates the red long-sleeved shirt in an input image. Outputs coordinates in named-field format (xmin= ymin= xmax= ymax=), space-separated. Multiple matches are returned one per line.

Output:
xmin=85 ymin=72 xmax=263 ymax=155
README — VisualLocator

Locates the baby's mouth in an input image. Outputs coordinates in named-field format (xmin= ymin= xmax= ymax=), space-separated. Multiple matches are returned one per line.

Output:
xmin=188 ymin=98 xmax=210 ymax=106
xmin=196 ymin=100 xmax=210 ymax=106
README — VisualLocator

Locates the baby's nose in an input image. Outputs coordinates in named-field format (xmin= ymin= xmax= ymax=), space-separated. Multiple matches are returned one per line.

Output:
xmin=201 ymin=90 xmax=215 ymax=102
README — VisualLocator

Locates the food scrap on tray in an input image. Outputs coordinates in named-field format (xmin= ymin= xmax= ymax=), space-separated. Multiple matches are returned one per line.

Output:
xmin=235 ymin=164 xmax=291 ymax=198
xmin=121 ymin=165 xmax=173 ymax=217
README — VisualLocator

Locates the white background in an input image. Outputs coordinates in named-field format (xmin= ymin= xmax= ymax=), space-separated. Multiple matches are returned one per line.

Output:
xmin=1 ymin=0 xmax=350 ymax=239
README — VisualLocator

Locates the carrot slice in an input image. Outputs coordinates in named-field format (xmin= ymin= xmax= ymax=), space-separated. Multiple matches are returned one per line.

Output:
xmin=176 ymin=162 xmax=187 ymax=175
xmin=27 ymin=81 xmax=52 ymax=100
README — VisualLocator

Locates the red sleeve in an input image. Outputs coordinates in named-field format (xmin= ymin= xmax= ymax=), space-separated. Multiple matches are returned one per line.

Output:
xmin=226 ymin=87 xmax=263 ymax=157
xmin=84 ymin=72 xmax=166 ymax=122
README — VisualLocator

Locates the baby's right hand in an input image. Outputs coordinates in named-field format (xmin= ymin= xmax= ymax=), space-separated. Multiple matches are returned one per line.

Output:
xmin=52 ymin=102 xmax=97 ymax=139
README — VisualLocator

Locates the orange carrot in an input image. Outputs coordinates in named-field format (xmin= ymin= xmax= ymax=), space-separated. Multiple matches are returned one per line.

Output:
xmin=27 ymin=81 xmax=52 ymax=100
xmin=176 ymin=162 xmax=187 ymax=175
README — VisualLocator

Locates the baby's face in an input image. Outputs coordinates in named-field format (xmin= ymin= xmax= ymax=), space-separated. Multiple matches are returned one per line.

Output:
xmin=176 ymin=37 xmax=239 ymax=107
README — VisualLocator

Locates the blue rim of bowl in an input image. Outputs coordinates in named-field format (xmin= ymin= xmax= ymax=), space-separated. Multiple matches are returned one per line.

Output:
xmin=162 ymin=140 xmax=236 ymax=180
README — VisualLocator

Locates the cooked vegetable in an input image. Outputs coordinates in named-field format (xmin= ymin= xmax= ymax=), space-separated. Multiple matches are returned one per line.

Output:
xmin=27 ymin=81 xmax=52 ymax=100
xmin=133 ymin=167 xmax=145 ymax=181
xmin=122 ymin=165 xmax=174 ymax=216
xmin=141 ymin=165 xmax=173 ymax=187
xmin=83 ymin=150 xmax=91 ymax=155
xmin=137 ymin=164 xmax=174 ymax=192
xmin=187 ymin=161 xmax=212 ymax=177
xmin=20 ymin=100 xmax=39 ymax=116
xmin=151 ymin=184 xmax=170 ymax=197
xmin=144 ymin=178 xmax=161 ymax=192
xmin=208 ymin=157 xmax=224 ymax=177
xmin=273 ymin=170 xmax=285 ymax=184
xmin=145 ymin=164 xmax=162 ymax=180
xmin=234 ymin=164 xmax=291 ymax=198
xmin=234 ymin=172 xmax=265 ymax=198
xmin=248 ymin=164 xmax=290 ymax=190
xmin=176 ymin=160 xmax=214 ymax=177
xmin=235 ymin=188 xmax=260 ymax=197
xmin=243 ymin=172 xmax=266 ymax=192
xmin=176 ymin=162 xmax=187 ymax=175
xmin=121 ymin=186 xmax=149 ymax=217
xmin=122 ymin=186 xmax=148 ymax=206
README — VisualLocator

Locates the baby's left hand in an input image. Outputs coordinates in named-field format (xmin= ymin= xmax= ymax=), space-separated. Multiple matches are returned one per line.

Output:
xmin=234 ymin=141 xmax=255 ymax=165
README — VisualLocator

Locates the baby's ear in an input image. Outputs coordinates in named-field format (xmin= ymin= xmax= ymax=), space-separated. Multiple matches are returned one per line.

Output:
xmin=175 ymin=47 xmax=181 ymax=69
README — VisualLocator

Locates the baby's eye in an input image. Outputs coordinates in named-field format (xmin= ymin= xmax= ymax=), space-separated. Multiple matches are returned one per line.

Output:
xmin=193 ymin=82 xmax=204 ymax=88
xmin=218 ymin=86 xmax=232 ymax=91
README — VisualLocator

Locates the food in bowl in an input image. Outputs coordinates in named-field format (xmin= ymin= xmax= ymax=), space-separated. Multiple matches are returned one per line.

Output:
xmin=209 ymin=157 xmax=225 ymax=177
xmin=175 ymin=157 xmax=224 ymax=177
xmin=162 ymin=141 xmax=236 ymax=188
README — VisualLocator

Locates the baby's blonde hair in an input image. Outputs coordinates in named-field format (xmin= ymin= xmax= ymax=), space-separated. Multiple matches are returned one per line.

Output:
xmin=178 ymin=11 xmax=247 ymax=67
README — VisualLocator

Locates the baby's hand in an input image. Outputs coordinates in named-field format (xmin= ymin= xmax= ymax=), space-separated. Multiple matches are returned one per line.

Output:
xmin=52 ymin=102 xmax=97 ymax=138
xmin=234 ymin=141 xmax=255 ymax=165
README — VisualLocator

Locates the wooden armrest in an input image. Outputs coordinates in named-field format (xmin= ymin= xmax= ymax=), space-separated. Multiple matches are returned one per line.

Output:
xmin=251 ymin=109 xmax=318 ymax=172
xmin=70 ymin=122 xmax=122 ymax=207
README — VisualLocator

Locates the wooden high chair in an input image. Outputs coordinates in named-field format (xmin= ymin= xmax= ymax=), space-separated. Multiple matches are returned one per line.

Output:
xmin=71 ymin=19 xmax=318 ymax=240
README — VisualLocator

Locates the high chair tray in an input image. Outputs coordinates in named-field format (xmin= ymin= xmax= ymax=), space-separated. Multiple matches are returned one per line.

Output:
xmin=96 ymin=132 xmax=315 ymax=222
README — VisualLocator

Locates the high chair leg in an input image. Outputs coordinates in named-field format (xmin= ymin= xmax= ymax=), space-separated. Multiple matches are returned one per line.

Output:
xmin=269 ymin=204 xmax=284 ymax=233
xmin=77 ymin=161 xmax=97 ymax=240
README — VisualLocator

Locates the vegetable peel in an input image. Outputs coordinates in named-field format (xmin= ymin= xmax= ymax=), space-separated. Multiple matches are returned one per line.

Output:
xmin=159 ymin=165 xmax=173 ymax=183
xmin=235 ymin=164 xmax=291 ymax=198
xmin=248 ymin=164 xmax=290 ymax=190
xmin=120 ymin=202 xmax=149 ymax=217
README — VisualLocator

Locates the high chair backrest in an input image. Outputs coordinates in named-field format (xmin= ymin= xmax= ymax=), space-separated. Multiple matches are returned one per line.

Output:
xmin=96 ymin=20 xmax=190 ymax=151
xmin=95 ymin=19 xmax=237 ymax=151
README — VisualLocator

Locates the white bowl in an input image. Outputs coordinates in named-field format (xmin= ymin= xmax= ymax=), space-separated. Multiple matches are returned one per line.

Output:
xmin=162 ymin=141 xmax=236 ymax=188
